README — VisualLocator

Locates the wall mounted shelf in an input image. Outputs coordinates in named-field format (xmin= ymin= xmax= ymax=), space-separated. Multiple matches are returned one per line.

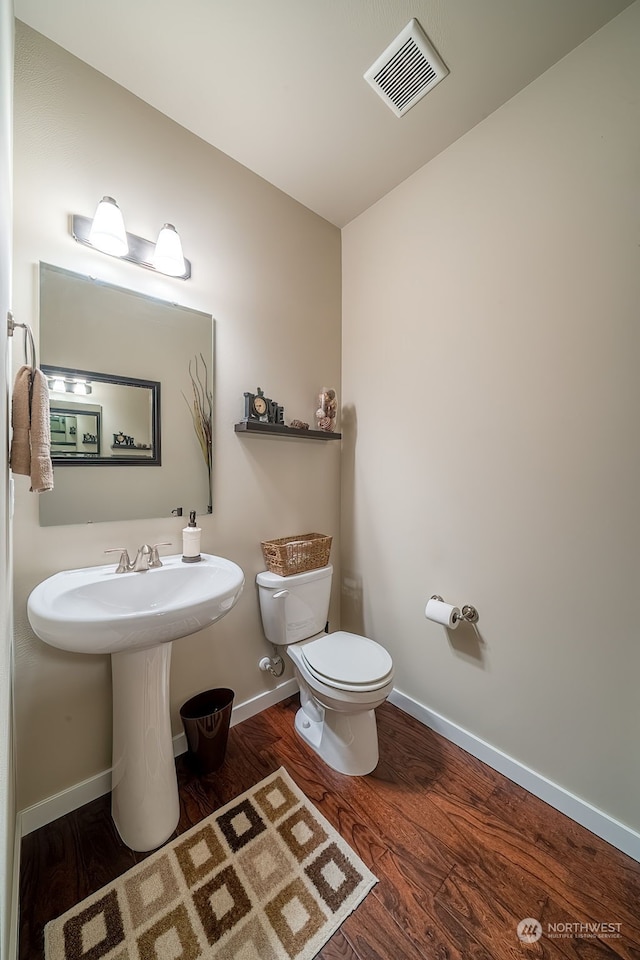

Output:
xmin=234 ymin=420 xmax=341 ymax=441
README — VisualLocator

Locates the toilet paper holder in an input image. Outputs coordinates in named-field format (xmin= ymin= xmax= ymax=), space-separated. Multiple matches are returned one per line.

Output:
xmin=431 ymin=595 xmax=479 ymax=625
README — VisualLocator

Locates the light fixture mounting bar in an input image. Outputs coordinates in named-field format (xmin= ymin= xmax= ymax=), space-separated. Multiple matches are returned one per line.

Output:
xmin=71 ymin=215 xmax=192 ymax=280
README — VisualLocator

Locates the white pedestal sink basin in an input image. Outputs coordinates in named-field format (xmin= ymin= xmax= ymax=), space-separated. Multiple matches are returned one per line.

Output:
xmin=27 ymin=553 xmax=244 ymax=851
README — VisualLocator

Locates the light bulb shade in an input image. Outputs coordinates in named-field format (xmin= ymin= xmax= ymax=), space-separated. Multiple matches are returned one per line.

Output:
xmin=152 ymin=223 xmax=186 ymax=277
xmin=89 ymin=197 xmax=128 ymax=257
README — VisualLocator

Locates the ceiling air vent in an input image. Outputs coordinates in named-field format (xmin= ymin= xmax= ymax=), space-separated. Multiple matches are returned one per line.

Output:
xmin=364 ymin=18 xmax=448 ymax=118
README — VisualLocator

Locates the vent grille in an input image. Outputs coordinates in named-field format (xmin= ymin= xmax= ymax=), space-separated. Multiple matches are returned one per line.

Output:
xmin=364 ymin=19 xmax=448 ymax=118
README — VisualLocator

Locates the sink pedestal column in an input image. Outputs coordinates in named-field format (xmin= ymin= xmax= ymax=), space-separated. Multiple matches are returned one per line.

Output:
xmin=111 ymin=643 xmax=180 ymax=851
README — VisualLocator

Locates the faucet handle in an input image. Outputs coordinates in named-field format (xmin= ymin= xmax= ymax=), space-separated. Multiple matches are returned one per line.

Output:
xmin=149 ymin=542 xmax=172 ymax=568
xmin=104 ymin=548 xmax=131 ymax=574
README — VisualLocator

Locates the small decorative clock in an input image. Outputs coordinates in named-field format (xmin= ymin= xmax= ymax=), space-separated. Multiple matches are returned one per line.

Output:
xmin=113 ymin=432 xmax=135 ymax=447
xmin=243 ymin=387 xmax=284 ymax=425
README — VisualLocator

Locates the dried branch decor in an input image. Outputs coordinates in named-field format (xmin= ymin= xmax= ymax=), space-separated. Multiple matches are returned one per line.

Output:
xmin=182 ymin=353 xmax=213 ymax=511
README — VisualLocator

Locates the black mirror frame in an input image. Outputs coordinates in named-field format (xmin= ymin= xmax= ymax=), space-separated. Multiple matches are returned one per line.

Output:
xmin=42 ymin=365 xmax=161 ymax=466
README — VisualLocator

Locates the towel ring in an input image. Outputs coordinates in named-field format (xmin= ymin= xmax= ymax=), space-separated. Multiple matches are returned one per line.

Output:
xmin=7 ymin=311 xmax=37 ymax=369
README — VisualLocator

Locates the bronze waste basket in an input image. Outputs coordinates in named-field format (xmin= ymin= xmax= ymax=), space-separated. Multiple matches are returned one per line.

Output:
xmin=180 ymin=688 xmax=234 ymax=774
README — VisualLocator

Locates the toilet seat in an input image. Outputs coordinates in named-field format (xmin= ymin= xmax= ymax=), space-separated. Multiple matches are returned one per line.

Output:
xmin=300 ymin=631 xmax=393 ymax=693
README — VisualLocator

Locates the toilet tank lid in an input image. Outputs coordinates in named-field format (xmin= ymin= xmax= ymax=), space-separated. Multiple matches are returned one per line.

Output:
xmin=256 ymin=564 xmax=333 ymax=587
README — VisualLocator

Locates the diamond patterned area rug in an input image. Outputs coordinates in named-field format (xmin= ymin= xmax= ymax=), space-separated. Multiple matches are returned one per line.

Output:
xmin=45 ymin=767 xmax=377 ymax=960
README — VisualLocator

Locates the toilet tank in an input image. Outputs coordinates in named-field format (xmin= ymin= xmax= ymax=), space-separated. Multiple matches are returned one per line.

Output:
xmin=256 ymin=564 xmax=333 ymax=645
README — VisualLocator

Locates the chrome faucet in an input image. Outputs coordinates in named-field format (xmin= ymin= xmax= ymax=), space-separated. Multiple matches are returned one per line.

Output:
xmin=132 ymin=544 xmax=152 ymax=572
xmin=105 ymin=542 xmax=172 ymax=573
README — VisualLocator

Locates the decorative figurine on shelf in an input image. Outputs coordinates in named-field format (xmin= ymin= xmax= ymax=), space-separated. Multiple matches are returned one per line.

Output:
xmin=290 ymin=419 xmax=310 ymax=430
xmin=315 ymin=388 xmax=338 ymax=432
xmin=243 ymin=387 xmax=284 ymax=425
xmin=113 ymin=432 xmax=135 ymax=447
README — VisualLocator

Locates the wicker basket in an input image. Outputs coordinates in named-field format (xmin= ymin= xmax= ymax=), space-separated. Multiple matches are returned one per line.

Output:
xmin=261 ymin=533 xmax=332 ymax=577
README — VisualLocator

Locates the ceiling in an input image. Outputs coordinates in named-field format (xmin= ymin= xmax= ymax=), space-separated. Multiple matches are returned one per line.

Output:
xmin=14 ymin=0 xmax=633 ymax=227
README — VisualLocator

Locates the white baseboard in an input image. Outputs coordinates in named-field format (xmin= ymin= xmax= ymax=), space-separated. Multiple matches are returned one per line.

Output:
xmin=389 ymin=688 xmax=640 ymax=864
xmin=8 ymin=817 xmax=21 ymax=960
xmin=19 ymin=678 xmax=299 ymax=837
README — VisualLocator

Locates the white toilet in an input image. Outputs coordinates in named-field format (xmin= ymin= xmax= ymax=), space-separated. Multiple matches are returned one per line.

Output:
xmin=256 ymin=564 xmax=394 ymax=776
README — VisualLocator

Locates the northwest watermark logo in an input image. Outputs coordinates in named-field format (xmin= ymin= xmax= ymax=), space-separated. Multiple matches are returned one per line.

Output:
xmin=517 ymin=918 xmax=622 ymax=943
xmin=517 ymin=919 xmax=542 ymax=943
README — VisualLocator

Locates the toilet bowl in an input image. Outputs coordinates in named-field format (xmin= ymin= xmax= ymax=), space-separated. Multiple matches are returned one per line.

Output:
xmin=256 ymin=565 xmax=394 ymax=775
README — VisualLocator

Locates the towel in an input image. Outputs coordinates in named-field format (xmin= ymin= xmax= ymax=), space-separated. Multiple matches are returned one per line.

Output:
xmin=29 ymin=369 xmax=54 ymax=493
xmin=9 ymin=364 xmax=32 ymax=477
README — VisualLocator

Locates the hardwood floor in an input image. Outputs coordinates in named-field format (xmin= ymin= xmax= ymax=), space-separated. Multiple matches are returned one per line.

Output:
xmin=19 ymin=697 xmax=640 ymax=959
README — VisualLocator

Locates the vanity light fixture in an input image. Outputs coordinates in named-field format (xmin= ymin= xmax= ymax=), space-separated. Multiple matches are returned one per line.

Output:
xmin=48 ymin=377 xmax=92 ymax=396
xmin=71 ymin=198 xmax=191 ymax=280
xmin=88 ymin=197 xmax=129 ymax=257
xmin=152 ymin=224 xmax=186 ymax=277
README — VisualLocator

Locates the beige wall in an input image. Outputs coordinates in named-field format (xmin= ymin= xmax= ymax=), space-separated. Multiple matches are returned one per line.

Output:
xmin=1 ymin=0 xmax=15 ymax=952
xmin=13 ymin=22 xmax=341 ymax=810
xmin=342 ymin=3 xmax=640 ymax=832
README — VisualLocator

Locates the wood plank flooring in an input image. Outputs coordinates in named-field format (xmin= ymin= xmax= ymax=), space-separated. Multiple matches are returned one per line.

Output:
xmin=19 ymin=697 xmax=640 ymax=959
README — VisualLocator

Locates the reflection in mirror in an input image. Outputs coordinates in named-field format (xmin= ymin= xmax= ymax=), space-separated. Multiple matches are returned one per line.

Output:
xmin=50 ymin=407 xmax=101 ymax=457
xmin=39 ymin=263 xmax=213 ymax=526
xmin=42 ymin=364 xmax=161 ymax=465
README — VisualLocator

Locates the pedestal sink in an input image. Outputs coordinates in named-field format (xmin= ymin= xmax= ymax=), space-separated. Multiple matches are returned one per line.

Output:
xmin=27 ymin=553 xmax=244 ymax=851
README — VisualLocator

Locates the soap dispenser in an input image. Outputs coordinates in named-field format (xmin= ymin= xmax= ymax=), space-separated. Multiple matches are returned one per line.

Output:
xmin=182 ymin=510 xmax=202 ymax=563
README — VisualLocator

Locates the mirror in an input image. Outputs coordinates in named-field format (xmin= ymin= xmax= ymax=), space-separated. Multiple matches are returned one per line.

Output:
xmin=50 ymin=405 xmax=102 ymax=457
xmin=39 ymin=264 xmax=213 ymax=526
xmin=43 ymin=365 xmax=161 ymax=464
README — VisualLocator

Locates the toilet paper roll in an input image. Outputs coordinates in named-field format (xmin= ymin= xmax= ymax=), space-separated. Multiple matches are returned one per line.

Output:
xmin=425 ymin=597 xmax=460 ymax=629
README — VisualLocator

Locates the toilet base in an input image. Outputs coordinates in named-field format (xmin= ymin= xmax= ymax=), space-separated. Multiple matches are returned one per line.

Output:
xmin=294 ymin=704 xmax=379 ymax=776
